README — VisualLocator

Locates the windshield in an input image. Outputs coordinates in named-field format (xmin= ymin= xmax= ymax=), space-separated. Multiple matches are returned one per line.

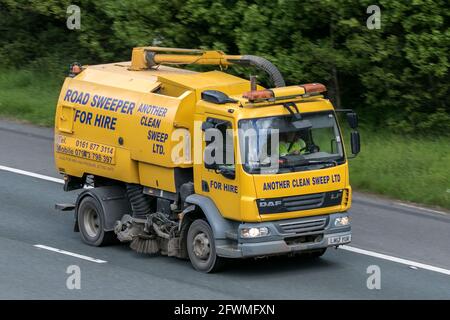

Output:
xmin=238 ymin=111 xmax=344 ymax=174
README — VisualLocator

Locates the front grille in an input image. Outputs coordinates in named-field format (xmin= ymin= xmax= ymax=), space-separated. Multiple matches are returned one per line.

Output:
xmin=283 ymin=193 xmax=325 ymax=211
xmin=257 ymin=190 xmax=343 ymax=214
xmin=285 ymin=234 xmax=324 ymax=245
xmin=278 ymin=217 xmax=327 ymax=234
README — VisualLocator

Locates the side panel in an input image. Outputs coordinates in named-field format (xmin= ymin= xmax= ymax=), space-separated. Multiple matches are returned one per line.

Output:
xmin=54 ymin=74 xmax=196 ymax=192
xmin=138 ymin=163 xmax=176 ymax=192
xmin=55 ymin=78 xmax=143 ymax=182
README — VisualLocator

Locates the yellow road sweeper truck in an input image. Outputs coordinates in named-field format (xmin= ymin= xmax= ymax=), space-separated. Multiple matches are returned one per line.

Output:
xmin=54 ymin=47 xmax=360 ymax=272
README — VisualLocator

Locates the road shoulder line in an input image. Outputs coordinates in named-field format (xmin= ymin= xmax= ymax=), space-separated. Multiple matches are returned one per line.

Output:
xmin=395 ymin=203 xmax=449 ymax=216
xmin=341 ymin=245 xmax=450 ymax=276
xmin=0 ymin=165 xmax=63 ymax=184
xmin=34 ymin=244 xmax=107 ymax=264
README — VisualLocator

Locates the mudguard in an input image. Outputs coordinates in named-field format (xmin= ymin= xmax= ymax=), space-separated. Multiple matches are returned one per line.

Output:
xmin=74 ymin=186 xmax=132 ymax=232
xmin=185 ymin=194 xmax=237 ymax=240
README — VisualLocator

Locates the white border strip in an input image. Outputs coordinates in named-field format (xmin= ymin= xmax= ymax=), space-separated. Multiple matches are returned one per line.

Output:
xmin=0 ymin=165 xmax=64 ymax=184
xmin=396 ymin=202 xmax=448 ymax=216
xmin=340 ymin=245 xmax=450 ymax=276
xmin=34 ymin=244 xmax=107 ymax=264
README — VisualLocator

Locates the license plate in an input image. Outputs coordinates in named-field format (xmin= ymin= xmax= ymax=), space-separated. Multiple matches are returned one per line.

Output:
xmin=328 ymin=234 xmax=351 ymax=245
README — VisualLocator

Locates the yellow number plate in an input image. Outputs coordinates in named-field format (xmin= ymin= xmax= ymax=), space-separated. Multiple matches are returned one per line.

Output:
xmin=55 ymin=135 xmax=116 ymax=164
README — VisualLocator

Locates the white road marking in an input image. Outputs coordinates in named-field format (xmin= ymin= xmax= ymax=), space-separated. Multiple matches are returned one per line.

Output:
xmin=340 ymin=245 xmax=450 ymax=276
xmin=0 ymin=165 xmax=64 ymax=184
xmin=396 ymin=202 xmax=448 ymax=216
xmin=34 ymin=244 xmax=107 ymax=264
xmin=2 ymin=165 xmax=449 ymax=275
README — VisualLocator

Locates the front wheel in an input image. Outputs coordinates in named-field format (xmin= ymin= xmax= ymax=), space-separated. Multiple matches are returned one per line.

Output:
xmin=187 ymin=219 xmax=224 ymax=273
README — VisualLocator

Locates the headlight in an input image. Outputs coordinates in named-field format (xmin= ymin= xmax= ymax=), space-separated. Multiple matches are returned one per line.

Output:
xmin=334 ymin=216 xmax=351 ymax=227
xmin=240 ymin=227 xmax=269 ymax=238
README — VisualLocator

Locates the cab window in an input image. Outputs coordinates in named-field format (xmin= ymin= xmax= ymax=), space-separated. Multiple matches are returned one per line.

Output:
xmin=203 ymin=118 xmax=235 ymax=179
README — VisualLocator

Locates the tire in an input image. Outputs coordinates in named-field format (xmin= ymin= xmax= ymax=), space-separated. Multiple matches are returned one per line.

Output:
xmin=77 ymin=195 xmax=116 ymax=246
xmin=187 ymin=219 xmax=224 ymax=273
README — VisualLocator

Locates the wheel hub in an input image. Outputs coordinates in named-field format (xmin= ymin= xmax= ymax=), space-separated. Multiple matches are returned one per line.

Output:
xmin=84 ymin=208 xmax=100 ymax=238
xmin=193 ymin=233 xmax=210 ymax=260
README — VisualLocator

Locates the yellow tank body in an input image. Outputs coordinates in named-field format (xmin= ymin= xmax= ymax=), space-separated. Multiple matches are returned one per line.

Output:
xmin=54 ymin=61 xmax=251 ymax=193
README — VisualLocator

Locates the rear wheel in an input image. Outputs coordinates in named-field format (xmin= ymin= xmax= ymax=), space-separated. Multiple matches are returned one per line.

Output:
xmin=77 ymin=196 xmax=116 ymax=246
xmin=187 ymin=219 xmax=224 ymax=273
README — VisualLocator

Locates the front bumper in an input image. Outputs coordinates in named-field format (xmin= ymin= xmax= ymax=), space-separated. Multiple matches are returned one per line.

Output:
xmin=216 ymin=213 xmax=351 ymax=258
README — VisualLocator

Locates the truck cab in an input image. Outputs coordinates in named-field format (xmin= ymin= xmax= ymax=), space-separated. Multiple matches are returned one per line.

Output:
xmin=191 ymin=85 xmax=358 ymax=262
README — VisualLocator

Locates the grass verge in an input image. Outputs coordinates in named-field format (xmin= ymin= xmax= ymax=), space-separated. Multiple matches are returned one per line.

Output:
xmin=0 ymin=69 xmax=63 ymax=126
xmin=350 ymin=131 xmax=450 ymax=209
xmin=1 ymin=68 xmax=449 ymax=209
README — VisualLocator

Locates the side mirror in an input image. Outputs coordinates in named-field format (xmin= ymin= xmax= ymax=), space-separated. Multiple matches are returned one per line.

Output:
xmin=350 ymin=131 xmax=360 ymax=155
xmin=217 ymin=165 xmax=235 ymax=179
xmin=347 ymin=112 xmax=358 ymax=129
xmin=204 ymin=162 xmax=217 ymax=170
xmin=204 ymin=144 xmax=218 ymax=170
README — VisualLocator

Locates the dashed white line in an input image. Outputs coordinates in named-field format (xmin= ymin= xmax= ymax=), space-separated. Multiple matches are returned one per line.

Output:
xmin=0 ymin=165 xmax=64 ymax=184
xmin=396 ymin=202 xmax=448 ymax=216
xmin=340 ymin=245 xmax=450 ymax=276
xmin=34 ymin=244 xmax=107 ymax=264
xmin=2 ymin=165 xmax=449 ymax=276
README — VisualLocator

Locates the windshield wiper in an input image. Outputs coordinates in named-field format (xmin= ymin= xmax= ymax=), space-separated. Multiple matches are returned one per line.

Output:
xmin=246 ymin=158 xmax=338 ymax=174
xmin=302 ymin=159 xmax=338 ymax=167
xmin=280 ymin=158 xmax=338 ymax=170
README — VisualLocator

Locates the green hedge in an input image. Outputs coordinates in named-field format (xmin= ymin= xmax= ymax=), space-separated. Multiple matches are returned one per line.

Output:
xmin=0 ymin=0 xmax=449 ymax=134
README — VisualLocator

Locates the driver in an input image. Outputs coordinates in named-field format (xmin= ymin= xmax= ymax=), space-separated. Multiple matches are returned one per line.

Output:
xmin=279 ymin=131 xmax=306 ymax=156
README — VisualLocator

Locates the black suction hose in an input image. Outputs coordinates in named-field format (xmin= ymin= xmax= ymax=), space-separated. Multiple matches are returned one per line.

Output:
xmin=146 ymin=50 xmax=285 ymax=87
xmin=230 ymin=55 xmax=286 ymax=88
xmin=126 ymin=184 xmax=151 ymax=218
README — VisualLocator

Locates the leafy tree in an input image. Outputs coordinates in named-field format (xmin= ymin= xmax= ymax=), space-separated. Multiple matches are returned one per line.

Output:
xmin=0 ymin=0 xmax=448 ymax=134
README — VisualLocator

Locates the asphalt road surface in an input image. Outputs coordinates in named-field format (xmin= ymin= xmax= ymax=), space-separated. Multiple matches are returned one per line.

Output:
xmin=0 ymin=119 xmax=449 ymax=299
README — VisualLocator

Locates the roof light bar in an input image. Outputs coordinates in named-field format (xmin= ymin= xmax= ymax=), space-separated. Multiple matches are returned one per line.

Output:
xmin=242 ymin=83 xmax=327 ymax=104
xmin=300 ymin=83 xmax=326 ymax=94
xmin=242 ymin=89 xmax=274 ymax=102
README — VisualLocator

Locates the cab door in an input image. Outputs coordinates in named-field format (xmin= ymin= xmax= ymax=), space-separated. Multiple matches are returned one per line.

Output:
xmin=197 ymin=114 xmax=241 ymax=221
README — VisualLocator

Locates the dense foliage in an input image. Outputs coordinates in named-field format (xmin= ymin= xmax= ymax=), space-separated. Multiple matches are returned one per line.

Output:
xmin=1 ymin=0 xmax=449 ymax=133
